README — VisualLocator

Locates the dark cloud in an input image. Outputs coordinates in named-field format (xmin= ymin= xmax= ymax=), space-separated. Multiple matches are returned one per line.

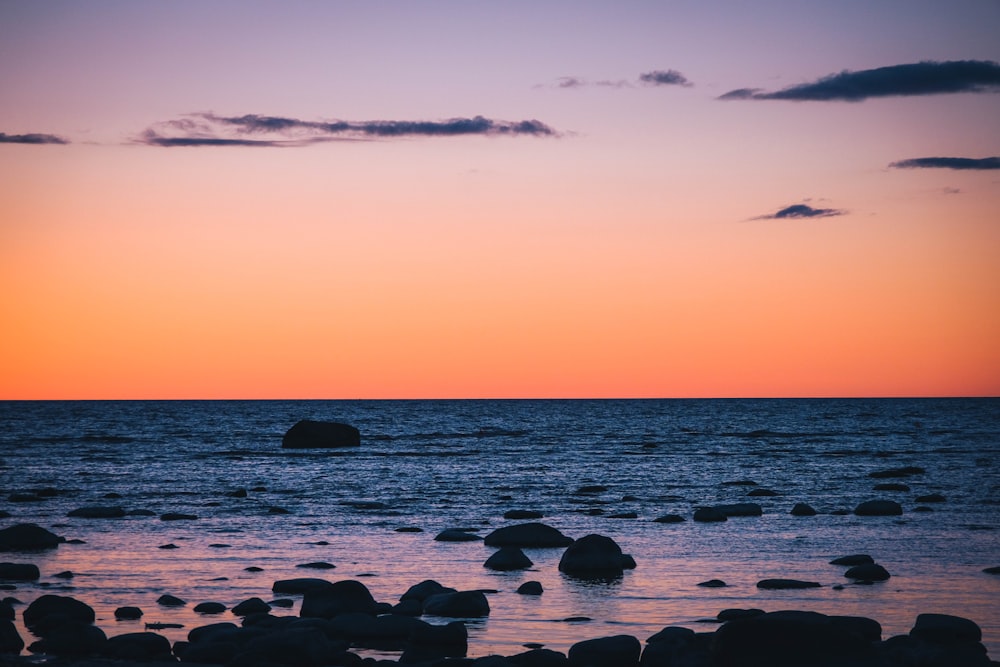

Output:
xmin=0 ymin=132 xmax=69 ymax=144
xmin=139 ymin=113 xmax=558 ymax=146
xmin=754 ymin=204 xmax=846 ymax=220
xmin=720 ymin=60 xmax=1000 ymax=102
xmin=638 ymin=69 xmax=692 ymax=87
xmin=889 ymin=156 xmax=1000 ymax=170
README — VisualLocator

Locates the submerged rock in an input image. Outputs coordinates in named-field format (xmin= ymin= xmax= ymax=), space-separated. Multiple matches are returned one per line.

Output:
xmin=517 ymin=581 xmax=543 ymax=595
xmin=434 ymin=529 xmax=482 ymax=542
xmin=845 ymin=563 xmax=891 ymax=582
xmin=281 ymin=419 xmax=360 ymax=448
xmin=67 ymin=506 xmax=127 ymax=519
xmin=484 ymin=546 xmax=533 ymax=571
xmin=271 ymin=578 xmax=334 ymax=594
xmin=714 ymin=503 xmax=763 ymax=517
xmin=484 ymin=522 xmax=573 ymax=548
xmin=869 ymin=466 xmax=925 ymax=479
xmin=423 ymin=590 xmax=490 ymax=618
xmin=790 ymin=503 xmax=817 ymax=516
xmin=0 ymin=524 xmax=64 ymax=551
xmin=854 ymin=499 xmax=903 ymax=516
xmin=756 ymin=579 xmax=821 ymax=590
xmin=830 ymin=554 xmax=874 ymax=566
xmin=0 ymin=563 xmax=39 ymax=581
xmin=693 ymin=507 xmax=727 ymax=522
xmin=113 ymin=606 xmax=142 ymax=620
xmin=653 ymin=514 xmax=685 ymax=523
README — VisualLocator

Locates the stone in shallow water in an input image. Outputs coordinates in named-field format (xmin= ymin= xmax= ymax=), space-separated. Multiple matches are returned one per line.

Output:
xmin=67 ymin=506 xmax=126 ymax=519
xmin=845 ymin=563 xmax=891 ymax=582
xmin=853 ymin=499 xmax=903 ymax=516
xmin=484 ymin=546 xmax=533 ymax=571
xmin=756 ymin=579 xmax=821 ymax=590
xmin=281 ymin=419 xmax=360 ymax=449
xmin=790 ymin=503 xmax=817 ymax=516
xmin=114 ymin=606 xmax=142 ymax=620
xmin=0 ymin=524 xmax=64 ymax=551
xmin=483 ymin=522 xmax=573 ymax=548
xmin=156 ymin=594 xmax=185 ymax=607
xmin=830 ymin=554 xmax=875 ymax=566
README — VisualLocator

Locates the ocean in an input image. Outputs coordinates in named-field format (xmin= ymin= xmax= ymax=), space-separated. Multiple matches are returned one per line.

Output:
xmin=1 ymin=398 xmax=998 ymax=660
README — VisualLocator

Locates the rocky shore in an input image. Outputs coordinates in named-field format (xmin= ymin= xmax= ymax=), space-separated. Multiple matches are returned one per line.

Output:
xmin=2 ymin=522 xmax=996 ymax=667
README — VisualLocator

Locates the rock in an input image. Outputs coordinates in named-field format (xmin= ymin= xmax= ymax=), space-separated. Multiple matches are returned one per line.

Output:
xmin=0 ymin=619 xmax=23 ymax=654
xmin=652 ymin=514 xmax=685 ymax=523
xmin=916 ymin=493 xmax=946 ymax=503
xmin=401 ymin=620 xmax=467 ymax=662
xmin=910 ymin=613 xmax=982 ymax=644
xmin=746 ymin=488 xmax=778 ymax=497
xmin=693 ymin=507 xmax=727 ymax=522
xmin=0 ymin=524 xmax=64 ymax=551
xmin=844 ymin=563 xmax=891 ymax=582
xmin=832 ymin=615 xmax=882 ymax=643
xmin=300 ymin=579 xmax=379 ymax=618
xmin=558 ymin=534 xmax=635 ymax=578
xmin=854 ymin=499 xmax=903 ymax=516
xmin=67 ymin=506 xmax=126 ymax=519
xmin=567 ymin=634 xmax=640 ymax=667
xmin=235 ymin=624 xmax=347 ymax=666
xmin=271 ymin=578 xmax=335 ymax=594
xmin=755 ymin=579 xmax=821 ymax=590
xmin=156 ymin=594 xmax=186 ymax=607
xmin=394 ymin=526 xmax=423 ymax=533
xmin=484 ymin=547 xmax=533 ymax=571
xmin=104 ymin=631 xmax=173 ymax=661
xmin=194 ymin=601 xmax=226 ymax=614
xmin=434 ymin=529 xmax=482 ymax=542
xmin=423 ymin=590 xmax=490 ymax=618
xmin=232 ymin=597 xmax=271 ymax=616
xmin=281 ymin=419 xmax=360 ymax=449
xmin=504 ymin=509 xmax=543 ymax=520
xmin=158 ymin=543 xmax=179 ymax=550
xmin=0 ymin=602 xmax=14 ymax=621
xmin=869 ymin=466 xmax=925 ymax=478
xmin=873 ymin=482 xmax=910 ymax=492
xmin=714 ymin=503 xmax=762 ymax=517
xmin=400 ymin=580 xmax=457 ymax=604
xmin=24 ymin=594 xmax=96 ymax=629
xmin=509 ymin=647 xmax=569 ymax=665
xmin=226 ymin=488 xmax=248 ymax=498
xmin=790 ymin=503 xmax=817 ymax=516
xmin=830 ymin=554 xmax=874 ymax=566
xmin=27 ymin=622 xmax=106 ymax=656
xmin=983 ymin=566 xmax=1000 ymax=574
xmin=722 ymin=479 xmax=757 ymax=486
xmin=697 ymin=579 xmax=727 ymax=588
xmin=517 ymin=581 xmax=543 ymax=595
xmin=296 ymin=561 xmax=336 ymax=570
xmin=640 ymin=627 xmax=702 ymax=667
xmin=126 ymin=509 xmax=156 ymax=516
xmin=717 ymin=608 xmax=765 ymax=621
xmin=0 ymin=562 xmax=39 ymax=581
xmin=114 ymin=606 xmax=142 ymax=620
xmin=484 ymin=522 xmax=573 ymax=548
xmin=160 ymin=512 xmax=197 ymax=521
xmin=187 ymin=621 xmax=241 ymax=644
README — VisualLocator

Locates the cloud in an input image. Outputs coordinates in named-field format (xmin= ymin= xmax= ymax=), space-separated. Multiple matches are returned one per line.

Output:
xmin=0 ymin=132 xmax=69 ymax=144
xmin=753 ymin=204 xmax=846 ymax=220
xmin=638 ymin=69 xmax=692 ymax=87
xmin=889 ymin=156 xmax=1000 ymax=170
xmin=138 ymin=113 xmax=559 ymax=146
xmin=720 ymin=60 xmax=1000 ymax=101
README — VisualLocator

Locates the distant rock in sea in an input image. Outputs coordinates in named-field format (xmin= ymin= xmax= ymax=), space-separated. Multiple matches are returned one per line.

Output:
xmin=281 ymin=419 xmax=360 ymax=449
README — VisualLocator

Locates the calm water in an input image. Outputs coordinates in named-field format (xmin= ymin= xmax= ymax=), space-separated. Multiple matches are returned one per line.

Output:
xmin=1 ymin=398 xmax=998 ymax=659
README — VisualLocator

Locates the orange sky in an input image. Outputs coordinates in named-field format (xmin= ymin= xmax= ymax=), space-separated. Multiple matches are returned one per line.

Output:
xmin=2 ymin=2 xmax=999 ymax=398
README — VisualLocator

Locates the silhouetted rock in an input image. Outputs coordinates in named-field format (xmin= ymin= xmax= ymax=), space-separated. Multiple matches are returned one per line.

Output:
xmin=232 ymin=597 xmax=272 ymax=616
xmin=693 ymin=507 xmax=727 ymax=522
xmin=697 ymin=579 xmax=726 ymax=588
xmin=983 ymin=566 xmax=1000 ymax=574
xmin=873 ymin=482 xmax=910 ymax=492
xmin=910 ymin=613 xmax=981 ymax=644
xmin=194 ymin=601 xmax=226 ymax=614
xmin=484 ymin=547 xmax=533 ymax=571
xmin=0 ymin=562 xmax=39 ymax=581
xmin=434 ymin=529 xmax=482 ymax=542
xmin=830 ymin=554 xmax=874 ymax=566
xmin=652 ymin=514 xmax=685 ymax=523
xmin=504 ymin=509 xmax=544 ymax=519
xmin=755 ymin=579 xmax=821 ymax=590
xmin=27 ymin=622 xmax=106 ymax=657
xmin=104 ymin=631 xmax=173 ymax=661
xmin=869 ymin=466 xmax=925 ymax=478
xmin=67 ymin=506 xmax=126 ymax=519
xmin=0 ymin=620 xmax=23 ymax=654
xmin=0 ymin=523 xmax=64 ymax=551
xmin=517 ymin=581 xmax=543 ymax=595
xmin=160 ymin=512 xmax=197 ymax=521
xmin=300 ymin=579 xmax=379 ymax=618
xmin=916 ymin=493 xmax=946 ymax=503
xmin=574 ymin=485 xmax=608 ymax=495
xmin=641 ymin=626 xmax=703 ymax=667
xmin=790 ymin=503 xmax=817 ymax=516
xmin=854 ymin=499 xmax=903 ymax=516
xmin=156 ymin=594 xmax=186 ymax=607
xmin=509 ymin=647 xmax=569 ymax=665
xmin=281 ymin=419 xmax=360 ymax=449
xmin=484 ymin=522 xmax=573 ymax=548
xmin=400 ymin=580 xmax=456 ymax=604
xmin=558 ymin=534 xmax=635 ymax=578
xmin=845 ymin=563 xmax=891 ymax=582
xmin=114 ymin=606 xmax=143 ymax=620
xmin=568 ymin=634 xmax=640 ymax=667
xmin=24 ymin=594 xmax=96 ymax=630
xmin=401 ymin=620 xmax=467 ymax=662
xmin=747 ymin=488 xmax=779 ymax=497
xmin=423 ymin=590 xmax=490 ymax=618
xmin=717 ymin=608 xmax=765 ymax=621
xmin=296 ymin=561 xmax=336 ymax=570
xmin=272 ymin=578 xmax=335 ymax=594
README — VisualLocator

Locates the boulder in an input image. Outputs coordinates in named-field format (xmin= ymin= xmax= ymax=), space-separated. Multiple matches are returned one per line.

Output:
xmin=434 ymin=529 xmax=482 ymax=542
xmin=568 ymin=634 xmax=641 ymax=667
xmin=67 ymin=506 xmax=126 ymax=519
xmin=0 ymin=524 xmax=64 ymax=551
xmin=869 ymin=466 xmax=925 ymax=478
xmin=873 ymin=482 xmax=910 ymax=491
xmin=484 ymin=547 xmax=533 ymax=571
xmin=235 ymin=624 xmax=346 ymax=666
xmin=423 ymin=590 xmax=490 ymax=618
xmin=717 ymin=608 xmax=765 ymax=621
xmin=504 ymin=509 xmax=544 ymax=520
xmin=0 ymin=562 xmax=39 ymax=581
xmin=104 ymin=632 xmax=173 ymax=661
xmin=558 ymin=534 xmax=635 ymax=578
xmin=755 ymin=579 xmax=821 ymax=590
xmin=114 ymin=606 xmax=143 ymax=620
xmin=916 ymin=493 xmax=946 ymax=503
xmin=400 ymin=620 xmax=467 ymax=663
xmin=160 ymin=512 xmax=197 ymax=521
xmin=641 ymin=626 xmax=703 ymax=666
xmin=156 ymin=594 xmax=185 ymax=607
xmin=24 ymin=594 xmax=96 ymax=630
xmin=296 ymin=561 xmax=336 ymax=570
xmin=697 ymin=579 xmax=727 ymax=588
xmin=652 ymin=514 xmax=685 ymax=523
xmin=910 ymin=613 xmax=982 ymax=644
xmin=281 ymin=419 xmax=360 ymax=449
xmin=844 ymin=563 xmax=891 ymax=582
xmin=400 ymin=580 xmax=456 ymax=604
xmin=27 ymin=622 xmax=106 ymax=656
xmin=693 ymin=507 xmax=727 ymax=522
xmin=484 ymin=522 xmax=573 ymax=548
xmin=509 ymin=647 xmax=569 ymax=666
xmin=232 ymin=597 xmax=272 ymax=616
xmin=299 ymin=579 xmax=379 ymax=618
xmin=790 ymin=503 xmax=817 ymax=516
xmin=0 ymin=620 xmax=23 ymax=655
xmin=830 ymin=554 xmax=874 ymax=566
xmin=517 ymin=581 xmax=543 ymax=595
xmin=854 ymin=499 xmax=903 ymax=516
xmin=746 ymin=488 xmax=779 ymax=497
xmin=272 ymin=578 xmax=335 ymax=594
xmin=194 ymin=602 xmax=226 ymax=614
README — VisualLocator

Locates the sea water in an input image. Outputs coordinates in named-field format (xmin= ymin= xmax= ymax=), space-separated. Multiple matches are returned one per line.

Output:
xmin=1 ymin=398 xmax=998 ymax=659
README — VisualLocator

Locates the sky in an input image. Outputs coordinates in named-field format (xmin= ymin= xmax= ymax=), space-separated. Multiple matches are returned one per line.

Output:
xmin=1 ymin=1 xmax=999 ymax=399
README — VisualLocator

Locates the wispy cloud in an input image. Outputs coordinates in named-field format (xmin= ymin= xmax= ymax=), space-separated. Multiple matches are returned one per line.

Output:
xmin=720 ymin=60 xmax=1000 ymax=102
xmin=0 ymin=132 xmax=69 ymax=145
xmin=752 ymin=203 xmax=846 ymax=220
xmin=638 ymin=69 xmax=692 ymax=87
xmin=889 ymin=156 xmax=1000 ymax=170
xmin=138 ymin=113 xmax=559 ymax=147
xmin=545 ymin=76 xmax=632 ymax=89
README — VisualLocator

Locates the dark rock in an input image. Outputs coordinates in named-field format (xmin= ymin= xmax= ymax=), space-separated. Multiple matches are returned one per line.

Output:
xmin=7 ymin=493 xmax=44 ymax=503
xmin=300 ymin=579 xmax=379 ymax=618
xmin=693 ymin=507 xmax=727 ymax=522
xmin=53 ymin=570 xmax=73 ymax=579
xmin=0 ymin=523 xmax=64 ymax=551
xmin=423 ymin=590 xmax=490 ymax=618
xmin=104 ymin=631 xmax=173 ymax=661
xmin=27 ymin=621 xmax=106 ymax=656
xmin=435 ymin=529 xmax=482 ymax=542
xmin=269 ymin=598 xmax=294 ymax=608
xmin=235 ymin=624 xmax=346 ymax=666
xmin=845 ymin=563 xmax=891 ymax=582
xmin=916 ymin=493 xmax=946 ymax=503
xmin=391 ymin=599 xmax=423 ymax=616
xmin=484 ymin=522 xmax=573 ymax=548
xmin=157 ymin=594 xmax=186 ymax=607
xmin=226 ymin=488 xmax=248 ymax=498
xmin=67 ymin=506 xmax=126 ymax=519
xmin=272 ymin=578 xmax=335 ymax=594
xmin=0 ymin=619 xmax=23 ymax=654
xmin=0 ymin=562 xmax=39 ymax=581
xmin=232 ymin=597 xmax=272 ymax=616
xmin=722 ymin=480 xmax=757 ymax=486
xmin=640 ymin=627 xmax=702 ymax=667
xmin=873 ymin=482 xmax=910 ymax=492
xmin=790 ymin=503 xmax=817 ymax=516
xmin=869 ymin=466 xmax=925 ymax=478
xmin=401 ymin=620 xmax=468 ymax=662
xmin=717 ymin=608 xmax=765 ymax=621
xmin=504 ymin=509 xmax=544 ymax=520
xmin=509 ymin=647 xmax=569 ymax=665
xmin=114 ymin=606 xmax=143 ymax=620
xmin=697 ymin=579 xmax=726 ymax=588
xmin=126 ymin=509 xmax=156 ymax=516
xmin=187 ymin=621 xmax=241 ymax=644
xmin=267 ymin=506 xmax=291 ymax=514
xmin=714 ymin=503 xmax=762 ymax=517
xmin=160 ymin=512 xmax=198 ymax=521
xmin=194 ymin=602 xmax=227 ymax=614
xmin=297 ymin=561 xmax=336 ymax=570
xmin=567 ymin=634 xmax=640 ymax=667
xmin=400 ymin=580 xmax=457 ymax=604
xmin=854 ymin=499 xmax=903 ymax=516
xmin=558 ymin=534 xmax=634 ymax=578
xmin=24 ymin=594 xmax=95 ymax=629
xmin=245 ymin=566 xmax=264 ymax=572
xmin=830 ymin=554 xmax=874 ymax=566
xmin=983 ymin=566 xmax=1000 ymax=574
xmin=0 ymin=601 xmax=13 ymax=621
xmin=910 ymin=613 xmax=982 ymax=644
xmin=281 ymin=419 xmax=360 ymax=449
xmin=755 ymin=579 xmax=821 ymax=589
xmin=746 ymin=488 xmax=778 ymax=497
xmin=158 ymin=543 xmax=179 ymax=550
xmin=832 ymin=615 xmax=882 ymax=643
xmin=484 ymin=547 xmax=533 ymax=571
xmin=652 ymin=514 xmax=685 ymax=523
xmin=395 ymin=526 xmax=423 ymax=533
xmin=517 ymin=581 xmax=543 ymax=595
